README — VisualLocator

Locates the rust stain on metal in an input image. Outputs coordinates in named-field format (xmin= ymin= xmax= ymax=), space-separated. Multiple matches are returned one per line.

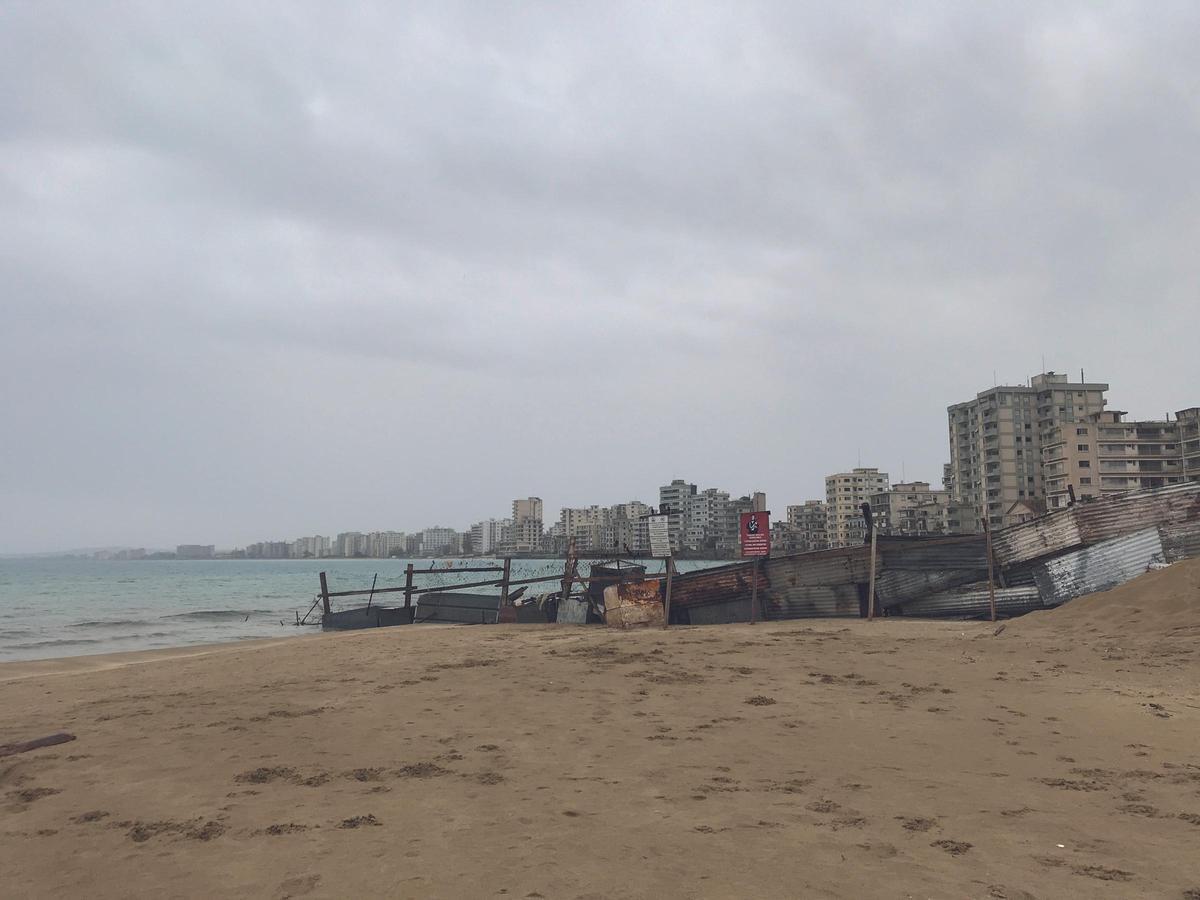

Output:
xmin=603 ymin=580 xmax=665 ymax=628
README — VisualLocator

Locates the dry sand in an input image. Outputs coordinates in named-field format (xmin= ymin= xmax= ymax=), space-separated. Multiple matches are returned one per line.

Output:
xmin=2 ymin=561 xmax=1199 ymax=899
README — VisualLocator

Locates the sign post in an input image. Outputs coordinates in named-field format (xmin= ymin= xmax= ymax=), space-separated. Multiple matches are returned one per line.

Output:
xmin=648 ymin=513 xmax=673 ymax=629
xmin=740 ymin=511 xmax=770 ymax=624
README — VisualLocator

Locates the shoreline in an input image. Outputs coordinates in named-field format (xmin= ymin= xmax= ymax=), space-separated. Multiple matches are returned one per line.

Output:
xmin=0 ymin=633 xmax=322 ymax=683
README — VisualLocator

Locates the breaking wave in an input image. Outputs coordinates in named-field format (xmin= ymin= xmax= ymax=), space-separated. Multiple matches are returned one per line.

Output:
xmin=161 ymin=609 xmax=272 ymax=621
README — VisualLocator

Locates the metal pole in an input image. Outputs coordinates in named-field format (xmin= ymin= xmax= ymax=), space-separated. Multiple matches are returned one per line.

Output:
xmin=749 ymin=558 xmax=759 ymax=625
xmin=983 ymin=517 xmax=998 ymax=622
xmin=663 ymin=556 xmax=675 ymax=629
xmin=867 ymin=527 xmax=878 ymax=620
xmin=365 ymin=573 xmax=378 ymax=612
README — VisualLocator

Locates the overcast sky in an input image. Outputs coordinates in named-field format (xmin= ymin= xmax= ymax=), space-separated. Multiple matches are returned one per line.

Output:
xmin=3 ymin=2 xmax=1199 ymax=553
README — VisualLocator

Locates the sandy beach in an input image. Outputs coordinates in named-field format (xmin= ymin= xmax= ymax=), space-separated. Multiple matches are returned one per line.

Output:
xmin=2 ymin=562 xmax=1198 ymax=899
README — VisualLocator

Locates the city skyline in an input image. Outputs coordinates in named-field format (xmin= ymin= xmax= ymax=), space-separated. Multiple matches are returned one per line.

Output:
xmin=5 ymin=4 xmax=1200 ymax=555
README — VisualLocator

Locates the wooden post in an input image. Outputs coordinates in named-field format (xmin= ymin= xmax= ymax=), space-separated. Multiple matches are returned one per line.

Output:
xmin=560 ymin=541 xmax=578 ymax=618
xmin=982 ymin=517 xmax=998 ymax=623
xmin=319 ymin=571 xmax=331 ymax=617
xmin=663 ymin=556 xmax=675 ymax=629
xmin=499 ymin=557 xmax=512 ymax=607
xmin=750 ymin=557 xmax=763 ymax=624
xmin=403 ymin=563 xmax=415 ymax=609
xmin=867 ymin=527 xmax=878 ymax=620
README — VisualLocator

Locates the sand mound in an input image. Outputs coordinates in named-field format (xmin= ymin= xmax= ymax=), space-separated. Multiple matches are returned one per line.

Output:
xmin=1010 ymin=556 xmax=1200 ymax=639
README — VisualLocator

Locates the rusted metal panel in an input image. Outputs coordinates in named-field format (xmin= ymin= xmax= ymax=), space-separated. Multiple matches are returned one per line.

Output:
xmin=1160 ymin=520 xmax=1200 ymax=563
xmin=991 ymin=509 xmax=1084 ymax=568
xmin=1031 ymin=528 xmax=1165 ymax=607
xmin=759 ymin=548 xmax=873 ymax=619
xmin=666 ymin=560 xmax=763 ymax=610
xmin=586 ymin=562 xmax=646 ymax=607
xmin=899 ymin=585 xmax=1043 ymax=619
xmin=1074 ymin=481 xmax=1200 ymax=544
xmin=992 ymin=481 xmax=1200 ymax=568
xmin=603 ymin=580 xmax=665 ymax=628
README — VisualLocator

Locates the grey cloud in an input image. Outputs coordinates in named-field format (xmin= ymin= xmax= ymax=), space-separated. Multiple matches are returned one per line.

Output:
xmin=2 ymin=1 xmax=1199 ymax=552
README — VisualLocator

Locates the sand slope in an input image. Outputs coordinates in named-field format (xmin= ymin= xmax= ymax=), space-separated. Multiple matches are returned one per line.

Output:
xmin=1 ymin=570 xmax=1198 ymax=899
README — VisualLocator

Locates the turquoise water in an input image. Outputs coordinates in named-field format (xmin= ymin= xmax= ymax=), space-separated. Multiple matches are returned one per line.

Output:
xmin=0 ymin=557 xmax=717 ymax=662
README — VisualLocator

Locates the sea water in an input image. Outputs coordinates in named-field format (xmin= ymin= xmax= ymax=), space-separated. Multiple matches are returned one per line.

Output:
xmin=0 ymin=557 xmax=719 ymax=662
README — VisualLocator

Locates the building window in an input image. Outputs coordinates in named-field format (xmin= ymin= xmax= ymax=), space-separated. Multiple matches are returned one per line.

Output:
xmin=1080 ymin=477 xmax=1092 ymax=484
xmin=1076 ymin=428 xmax=1088 ymax=435
xmin=1079 ymin=461 xmax=1091 ymax=468
xmin=1077 ymin=444 xmax=1089 ymax=452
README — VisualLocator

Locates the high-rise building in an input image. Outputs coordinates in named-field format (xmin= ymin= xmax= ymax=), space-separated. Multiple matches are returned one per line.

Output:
xmin=658 ymin=479 xmax=697 ymax=551
xmin=825 ymin=468 xmax=890 ymax=548
xmin=422 ymin=527 xmax=460 ymax=556
xmin=870 ymin=482 xmax=950 ymax=536
xmin=470 ymin=519 xmax=509 ymax=555
xmin=510 ymin=497 xmax=543 ymax=553
xmin=335 ymin=532 xmax=366 ymax=557
xmin=1179 ymin=408 xmax=1200 ymax=482
xmin=786 ymin=500 xmax=829 ymax=552
xmin=365 ymin=531 xmax=406 ymax=558
xmin=290 ymin=535 xmax=331 ymax=558
xmin=947 ymin=371 xmax=1109 ymax=530
xmin=1043 ymin=411 xmax=1188 ymax=509
xmin=681 ymin=488 xmax=729 ymax=552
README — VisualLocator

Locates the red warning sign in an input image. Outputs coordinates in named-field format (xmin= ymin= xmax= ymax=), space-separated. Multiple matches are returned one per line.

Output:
xmin=740 ymin=511 xmax=770 ymax=557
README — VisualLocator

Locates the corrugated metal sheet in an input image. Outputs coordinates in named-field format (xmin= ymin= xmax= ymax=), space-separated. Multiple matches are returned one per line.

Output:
xmin=1031 ymin=527 xmax=1165 ymax=607
xmin=762 ymin=583 xmax=863 ymax=619
xmin=681 ymin=597 xmax=757 ymax=625
xmin=991 ymin=509 xmax=1084 ymax=568
xmin=666 ymin=561 xmax=763 ymax=610
xmin=899 ymin=585 xmax=1043 ymax=619
xmin=761 ymin=551 xmax=868 ymax=618
xmin=875 ymin=568 xmax=986 ymax=609
xmin=877 ymin=534 xmax=989 ymax=570
xmin=992 ymin=481 xmax=1200 ymax=569
xmin=1159 ymin=520 xmax=1200 ymax=563
xmin=1074 ymin=481 xmax=1200 ymax=544
xmin=414 ymin=592 xmax=501 ymax=624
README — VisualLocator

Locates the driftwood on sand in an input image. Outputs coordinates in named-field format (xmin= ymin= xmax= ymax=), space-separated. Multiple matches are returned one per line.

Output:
xmin=0 ymin=732 xmax=76 ymax=758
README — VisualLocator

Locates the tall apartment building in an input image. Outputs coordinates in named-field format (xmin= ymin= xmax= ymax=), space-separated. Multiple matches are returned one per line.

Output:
xmin=510 ymin=497 xmax=544 ymax=553
xmin=612 ymin=500 xmax=652 ymax=553
xmin=470 ymin=518 xmax=509 ymax=555
xmin=290 ymin=535 xmax=331 ymax=559
xmin=869 ymin=482 xmax=949 ymax=536
xmin=560 ymin=505 xmax=607 ymax=552
xmin=825 ymin=468 xmax=890 ymax=548
xmin=786 ymin=500 xmax=829 ymax=552
xmin=1180 ymin=408 xmax=1200 ymax=482
xmin=1043 ymin=411 xmax=1188 ymax=509
xmin=659 ymin=479 xmax=697 ymax=551
xmin=246 ymin=541 xmax=289 ymax=559
xmin=682 ymin=488 xmax=729 ymax=552
xmin=365 ymin=531 xmax=406 ymax=558
xmin=422 ymin=527 xmax=460 ymax=556
xmin=335 ymin=532 xmax=366 ymax=557
xmin=947 ymin=372 xmax=1109 ymax=531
